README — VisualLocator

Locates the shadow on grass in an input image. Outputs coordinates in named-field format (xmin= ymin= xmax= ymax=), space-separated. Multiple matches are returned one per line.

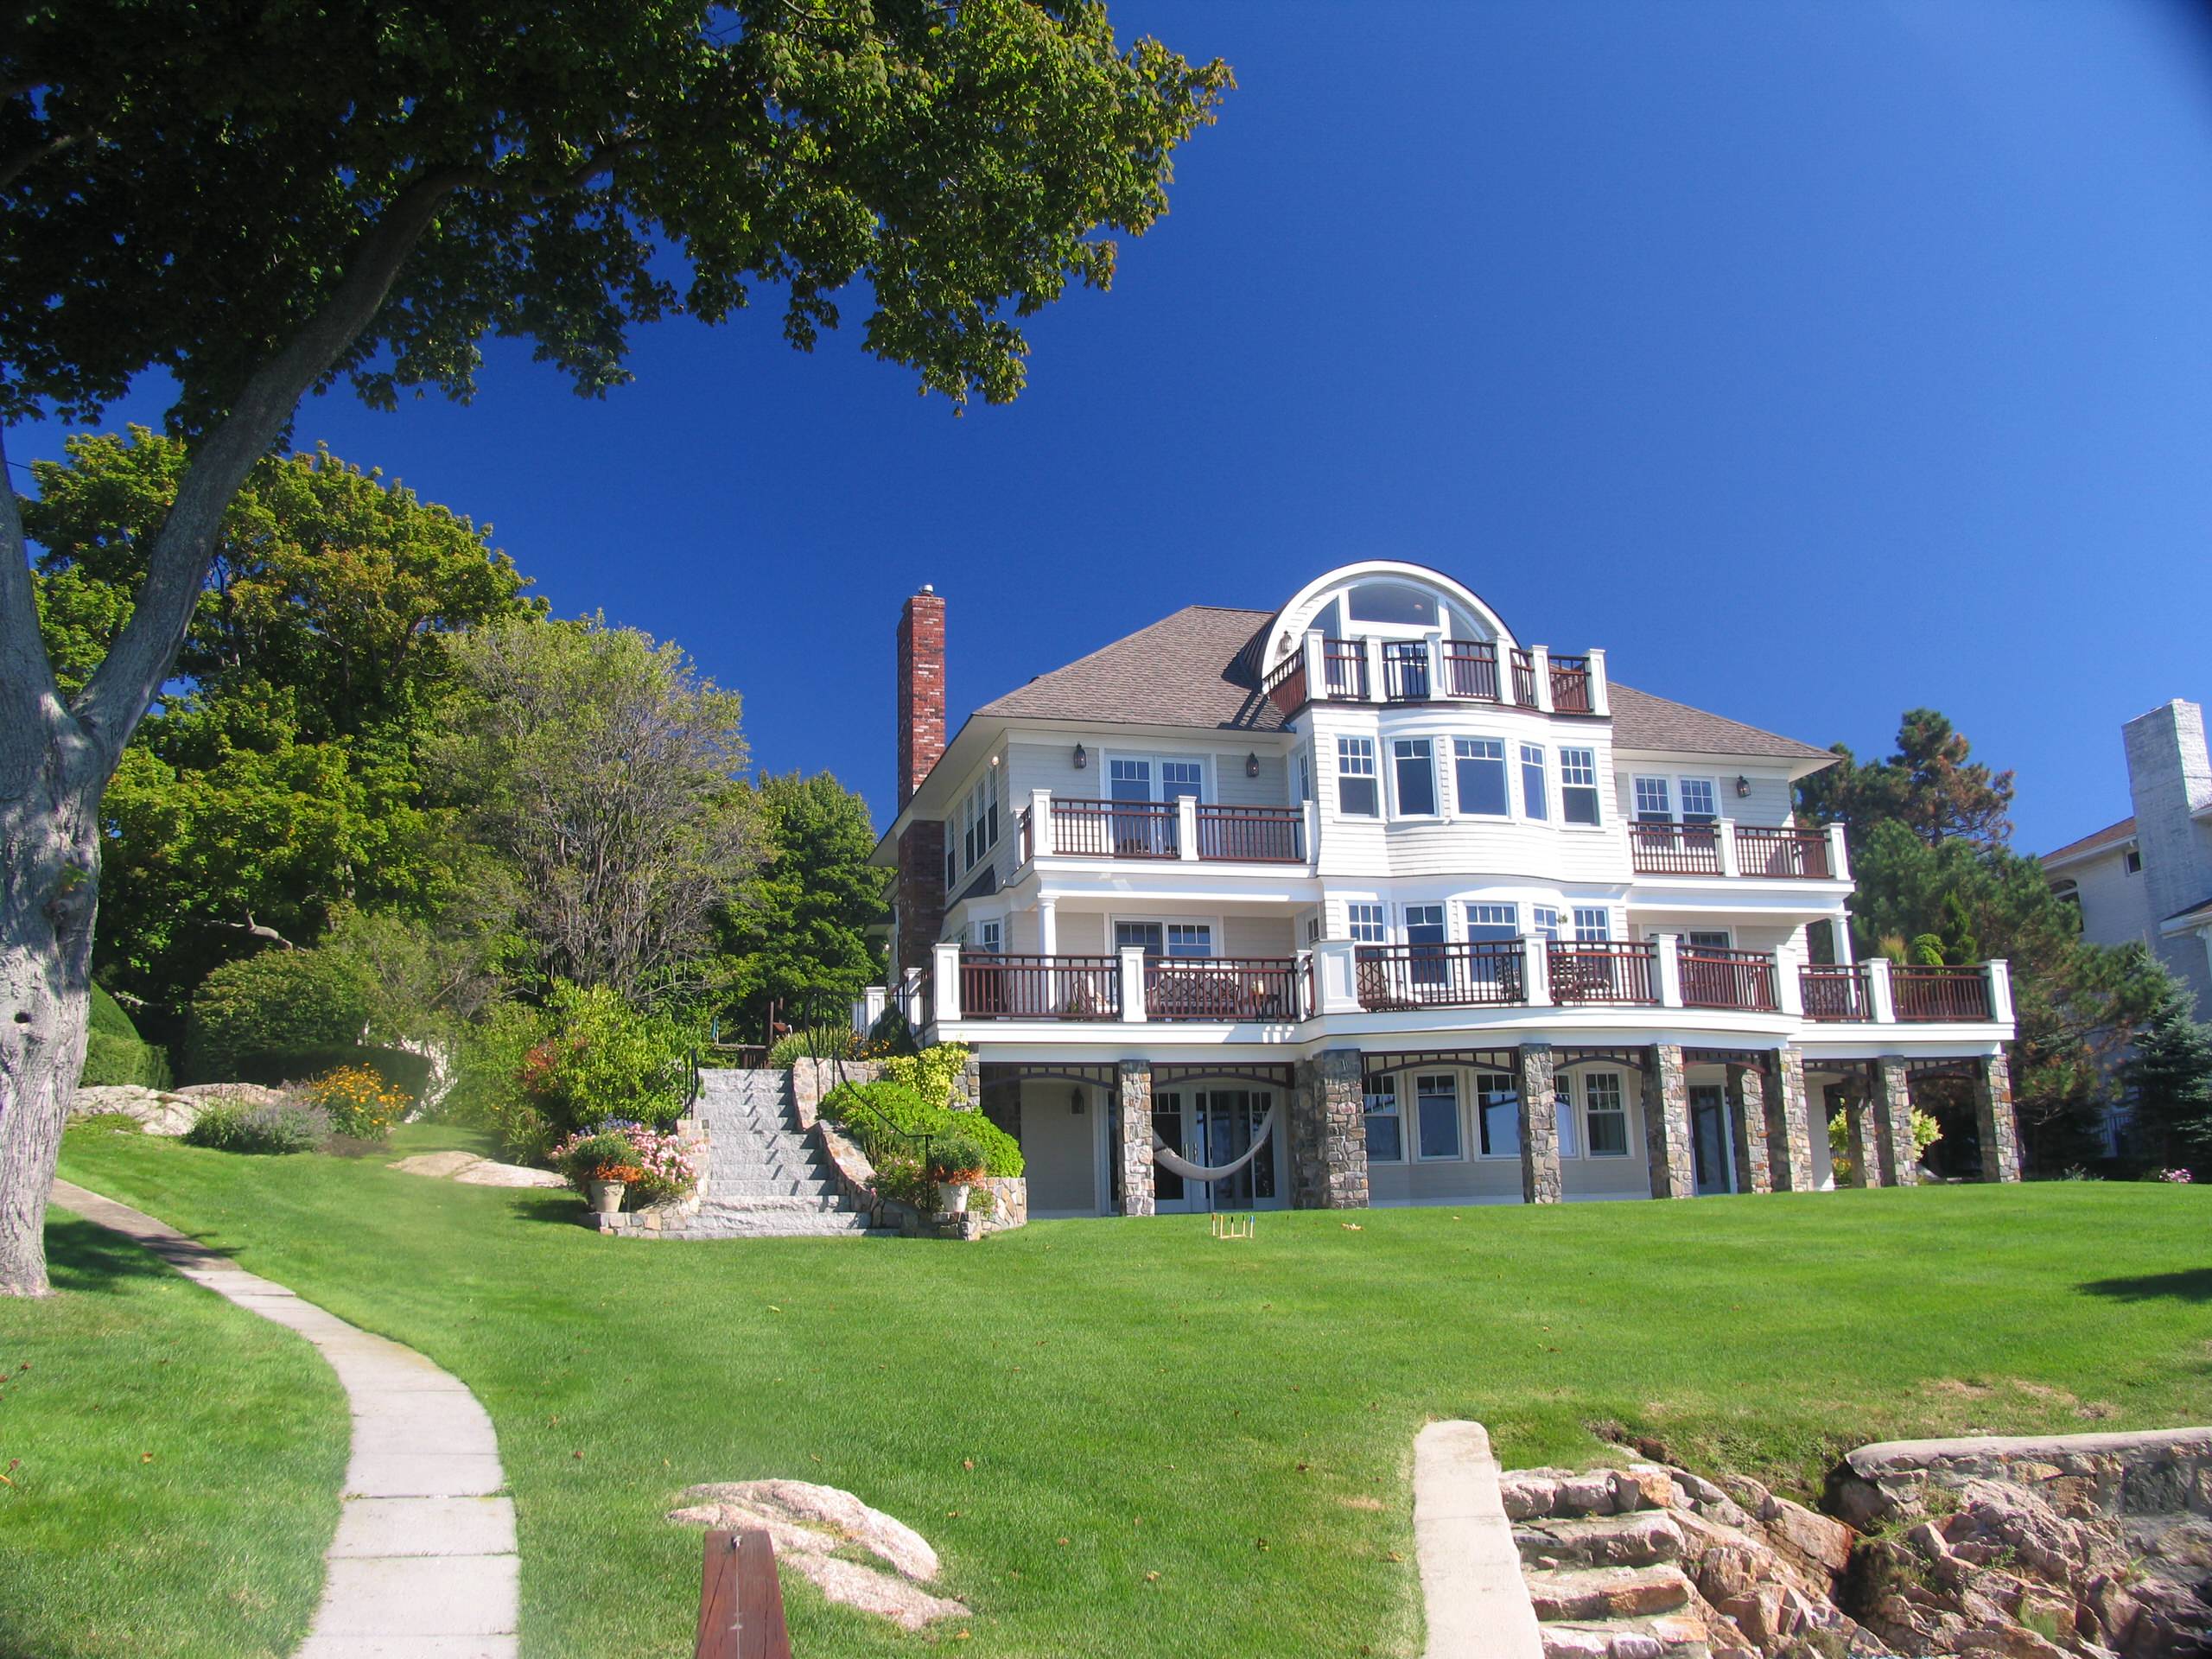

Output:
xmin=509 ymin=1191 xmax=588 ymax=1228
xmin=42 ymin=1216 xmax=180 ymax=1291
xmin=2076 ymin=1268 xmax=2212 ymax=1303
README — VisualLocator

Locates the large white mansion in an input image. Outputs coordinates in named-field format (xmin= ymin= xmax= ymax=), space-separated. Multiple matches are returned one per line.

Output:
xmin=868 ymin=561 xmax=2020 ymax=1219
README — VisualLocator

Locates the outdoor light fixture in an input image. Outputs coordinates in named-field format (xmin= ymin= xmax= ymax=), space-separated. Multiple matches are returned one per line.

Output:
xmin=1070 ymin=1088 xmax=1085 ymax=1116
xmin=1735 ymin=776 xmax=1751 ymax=798
xmin=1246 ymin=752 xmax=1261 ymax=779
xmin=1073 ymin=743 xmax=1088 ymax=770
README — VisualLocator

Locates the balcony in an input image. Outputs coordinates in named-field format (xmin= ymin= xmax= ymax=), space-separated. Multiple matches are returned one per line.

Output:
xmin=1891 ymin=967 xmax=1993 ymax=1022
xmin=1679 ymin=947 xmax=1779 ymax=1013
xmin=1354 ymin=942 xmax=1525 ymax=1011
xmin=958 ymin=953 xmax=1121 ymax=1020
xmin=1548 ymin=940 xmax=1660 ymax=1006
xmin=1798 ymin=962 xmax=1995 ymax=1024
xmin=1020 ymin=794 xmax=1306 ymax=865
xmin=1800 ymin=964 xmax=1872 ymax=1022
xmin=1629 ymin=820 xmax=1844 ymax=882
xmin=1146 ymin=957 xmax=1302 ymax=1022
xmin=1262 ymin=633 xmax=1600 ymax=716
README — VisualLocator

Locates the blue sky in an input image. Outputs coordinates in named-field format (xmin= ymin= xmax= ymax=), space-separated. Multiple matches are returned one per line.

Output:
xmin=20 ymin=1 xmax=2212 ymax=850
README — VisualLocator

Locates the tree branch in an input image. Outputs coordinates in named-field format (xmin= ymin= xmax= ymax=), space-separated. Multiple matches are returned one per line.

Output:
xmin=0 ymin=127 xmax=82 ymax=192
xmin=0 ymin=427 xmax=73 ymax=800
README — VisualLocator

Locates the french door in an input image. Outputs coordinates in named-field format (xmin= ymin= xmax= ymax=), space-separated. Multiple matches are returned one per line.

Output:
xmin=1689 ymin=1084 xmax=1734 ymax=1195
xmin=1152 ymin=1089 xmax=1282 ymax=1212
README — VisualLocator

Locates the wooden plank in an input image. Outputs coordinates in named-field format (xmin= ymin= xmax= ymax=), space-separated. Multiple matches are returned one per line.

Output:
xmin=695 ymin=1529 xmax=738 ymax=1659
xmin=735 ymin=1529 xmax=793 ymax=1659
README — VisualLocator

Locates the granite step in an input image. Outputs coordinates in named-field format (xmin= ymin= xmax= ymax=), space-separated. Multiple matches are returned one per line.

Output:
xmin=1525 ymin=1565 xmax=1695 ymax=1625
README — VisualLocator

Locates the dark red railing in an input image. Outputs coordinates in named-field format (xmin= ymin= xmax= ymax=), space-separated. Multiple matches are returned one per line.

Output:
xmin=1146 ymin=957 xmax=1302 ymax=1021
xmin=1196 ymin=804 xmax=1303 ymax=861
xmin=1510 ymin=647 xmax=1536 ymax=706
xmin=1630 ymin=820 xmax=1724 ymax=875
xmin=1441 ymin=639 xmax=1501 ymax=701
xmin=1355 ymin=942 xmax=1525 ymax=1010
xmin=1381 ymin=640 xmax=1432 ymax=702
xmin=1320 ymin=638 xmax=1368 ymax=700
xmin=1018 ymin=806 xmax=1033 ymax=865
xmin=1548 ymin=941 xmax=1658 ymax=1005
xmin=958 ymin=954 xmax=1121 ymax=1020
xmin=1736 ymin=826 xmax=1832 ymax=879
xmin=1678 ymin=947 xmax=1778 ymax=1012
xmin=1892 ymin=967 xmax=1992 ymax=1023
xmin=1549 ymin=653 xmax=1594 ymax=714
xmin=1801 ymin=964 xmax=1872 ymax=1022
xmin=1261 ymin=648 xmax=1307 ymax=716
xmin=1050 ymin=797 xmax=1178 ymax=858
xmin=696 ymin=1529 xmax=791 ymax=1659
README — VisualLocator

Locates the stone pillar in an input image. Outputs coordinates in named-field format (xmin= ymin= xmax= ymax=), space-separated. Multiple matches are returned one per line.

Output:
xmin=1768 ymin=1047 xmax=1815 ymax=1192
xmin=1643 ymin=1045 xmax=1696 ymax=1199
xmin=1726 ymin=1063 xmax=1773 ymax=1195
xmin=1113 ymin=1059 xmax=1154 ymax=1217
xmin=1974 ymin=1050 xmax=2023 ymax=1183
xmin=1873 ymin=1057 xmax=1918 ymax=1187
xmin=1515 ymin=1044 xmax=1560 ymax=1205
xmin=950 ymin=1055 xmax=983 ymax=1114
xmin=1291 ymin=1050 xmax=1370 ymax=1209
xmin=1840 ymin=1077 xmax=1883 ymax=1189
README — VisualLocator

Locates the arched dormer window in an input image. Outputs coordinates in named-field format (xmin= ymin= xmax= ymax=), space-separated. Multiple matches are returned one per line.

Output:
xmin=1345 ymin=582 xmax=1439 ymax=628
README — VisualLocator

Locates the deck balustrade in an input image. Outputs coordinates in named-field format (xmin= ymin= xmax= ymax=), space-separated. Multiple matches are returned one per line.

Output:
xmin=1145 ymin=957 xmax=1302 ymax=1021
xmin=1678 ymin=947 xmax=1779 ymax=1013
xmin=1548 ymin=940 xmax=1660 ymax=1006
xmin=1800 ymin=964 xmax=1872 ymax=1022
xmin=1354 ymin=942 xmax=1525 ymax=1011
xmin=1891 ymin=966 xmax=1993 ymax=1022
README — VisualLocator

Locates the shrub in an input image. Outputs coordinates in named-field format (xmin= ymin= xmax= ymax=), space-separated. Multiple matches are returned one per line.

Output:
xmin=818 ymin=1077 xmax=1020 ymax=1177
xmin=928 ymin=1132 xmax=988 ymax=1184
xmin=183 ymin=1096 xmax=330 ymax=1154
xmin=767 ymin=1025 xmax=857 ymax=1066
xmin=518 ymin=982 xmax=689 ymax=1137
xmin=876 ymin=1043 xmax=970 ymax=1108
xmin=868 ymin=1150 xmax=937 ymax=1210
xmin=442 ymin=1002 xmax=553 ymax=1159
xmin=614 ymin=1125 xmax=701 ymax=1203
xmin=302 ymin=1065 xmax=410 ymax=1140
xmin=184 ymin=948 xmax=372 ymax=1082
xmin=550 ymin=1128 xmax=646 ymax=1192
xmin=861 ymin=1006 xmax=918 ymax=1058
xmin=79 ymin=986 xmax=174 ymax=1088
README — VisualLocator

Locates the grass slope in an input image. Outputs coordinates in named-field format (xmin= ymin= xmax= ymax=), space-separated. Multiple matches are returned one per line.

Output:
xmin=55 ymin=1120 xmax=2212 ymax=1659
xmin=0 ymin=1200 xmax=346 ymax=1659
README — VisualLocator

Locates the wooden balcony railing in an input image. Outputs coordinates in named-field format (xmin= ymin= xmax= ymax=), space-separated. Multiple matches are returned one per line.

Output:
xmin=1355 ymin=942 xmax=1525 ymax=1011
xmin=1049 ymin=797 xmax=1178 ymax=858
xmin=1510 ymin=647 xmax=1537 ymax=706
xmin=958 ymin=954 xmax=1121 ymax=1020
xmin=1629 ymin=820 xmax=1724 ymax=876
xmin=1735 ymin=826 xmax=1833 ymax=879
xmin=1261 ymin=648 xmax=1306 ymax=716
xmin=1678 ymin=947 xmax=1779 ymax=1013
xmin=1891 ymin=967 xmax=1993 ymax=1023
xmin=1195 ymin=804 xmax=1303 ymax=861
xmin=1801 ymin=964 xmax=1872 ymax=1022
xmin=1549 ymin=653 xmax=1594 ymax=714
xmin=1381 ymin=639 xmax=1433 ymax=702
xmin=1440 ymin=639 xmax=1501 ymax=701
xmin=1018 ymin=805 xmax=1033 ymax=865
xmin=1146 ymin=957 xmax=1303 ymax=1021
xmin=1320 ymin=637 xmax=1368 ymax=700
xmin=1548 ymin=940 xmax=1659 ymax=1005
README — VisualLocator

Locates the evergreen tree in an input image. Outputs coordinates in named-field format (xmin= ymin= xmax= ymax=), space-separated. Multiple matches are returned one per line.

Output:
xmin=2126 ymin=976 xmax=2212 ymax=1169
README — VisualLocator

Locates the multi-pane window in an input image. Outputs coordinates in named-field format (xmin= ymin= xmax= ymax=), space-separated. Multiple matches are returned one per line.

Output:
xmin=1415 ymin=1073 xmax=1461 ymax=1160
xmin=1632 ymin=776 xmax=1672 ymax=823
xmin=1556 ymin=1088 xmax=1580 ymax=1158
xmin=1160 ymin=760 xmax=1204 ymax=800
xmin=1465 ymin=903 xmax=1517 ymax=944
xmin=1532 ymin=906 xmax=1563 ymax=941
xmin=1679 ymin=778 xmax=1719 ymax=823
xmin=1347 ymin=901 xmax=1387 ymax=944
xmin=1476 ymin=1070 xmax=1519 ymax=1157
xmin=1393 ymin=738 xmax=1437 ymax=817
xmin=1520 ymin=743 xmax=1548 ymax=820
xmin=1363 ymin=1077 xmax=1403 ymax=1162
xmin=977 ymin=919 xmax=1002 ymax=955
xmin=1297 ymin=748 xmax=1313 ymax=804
xmin=1405 ymin=904 xmax=1446 ymax=985
xmin=961 ymin=774 xmax=1000 ymax=870
xmin=1453 ymin=738 xmax=1509 ymax=816
xmin=1338 ymin=736 xmax=1379 ymax=817
xmin=1585 ymin=1071 xmax=1629 ymax=1156
xmin=1573 ymin=906 xmax=1611 ymax=942
xmin=1560 ymin=747 xmax=1601 ymax=825
xmin=1114 ymin=921 xmax=1213 ymax=957
xmin=1166 ymin=923 xmax=1211 ymax=958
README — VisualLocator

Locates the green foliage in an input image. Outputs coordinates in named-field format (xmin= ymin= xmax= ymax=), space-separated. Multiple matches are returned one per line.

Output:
xmin=182 ymin=1097 xmax=330 ymax=1154
xmin=441 ymin=1001 xmax=554 ymax=1159
xmin=767 ymin=1027 xmax=858 ymax=1067
xmin=724 ymin=771 xmax=890 ymax=1035
xmin=302 ymin=1066 xmax=411 ymax=1141
xmin=928 ymin=1133 xmax=989 ymax=1183
xmin=876 ymin=1044 xmax=973 ymax=1109
xmin=79 ymin=986 xmax=173 ymax=1088
xmin=185 ymin=948 xmax=373 ymax=1082
xmin=553 ymin=1130 xmax=645 ymax=1186
xmin=1908 ymin=934 xmax=1947 ymax=968
xmin=2123 ymin=974 xmax=2212 ymax=1170
xmin=1796 ymin=709 xmax=2015 ymax=849
xmin=1827 ymin=1106 xmax=1943 ymax=1184
xmin=819 ymin=1077 xmax=1020 ymax=1177
xmin=518 ymin=982 xmax=690 ymax=1136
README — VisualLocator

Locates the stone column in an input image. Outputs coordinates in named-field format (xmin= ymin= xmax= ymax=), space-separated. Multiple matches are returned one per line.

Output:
xmin=1726 ymin=1063 xmax=1772 ymax=1194
xmin=1767 ymin=1047 xmax=1815 ymax=1192
xmin=1113 ymin=1059 xmax=1154 ymax=1217
xmin=1515 ymin=1044 xmax=1560 ymax=1205
xmin=1840 ymin=1077 xmax=1881 ymax=1188
xmin=1643 ymin=1044 xmax=1696 ymax=1199
xmin=1974 ymin=1051 xmax=2023 ymax=1183
xmin=1873 ymin=1058 xmax=1918 ymax=1187
xmin=1291 ymin=1049 xmax=1370 ymax=1210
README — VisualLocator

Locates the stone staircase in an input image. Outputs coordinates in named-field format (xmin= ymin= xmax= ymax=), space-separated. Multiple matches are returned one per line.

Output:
xmin=687 ymin=1069 xmax=883 ymax=1238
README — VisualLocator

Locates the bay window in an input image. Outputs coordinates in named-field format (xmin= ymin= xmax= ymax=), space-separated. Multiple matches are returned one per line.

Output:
xmin=1338 ymin=736 xmax=1379 ymax=817
xmin=1453 ymin=737 xmax=1509 ymax=816
xmin=1393 ymin=738 xmax=1437 ymax=817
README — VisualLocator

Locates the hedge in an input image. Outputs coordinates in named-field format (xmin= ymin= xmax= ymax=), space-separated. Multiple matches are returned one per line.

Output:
xmin=80 ymin=986 xmax=173 ymax=1090
xmin=818 ymin=1079 xmax=1022 ymax=1178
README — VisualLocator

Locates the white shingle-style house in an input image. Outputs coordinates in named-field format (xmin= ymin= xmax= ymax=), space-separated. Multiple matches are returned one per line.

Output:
xmin=869 ymin=561 xmax=2020 ymax=1219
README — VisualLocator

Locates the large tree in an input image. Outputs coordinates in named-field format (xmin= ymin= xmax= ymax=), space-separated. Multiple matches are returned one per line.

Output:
xmin=1796 ymin=708 xmax=2016 ymax=849
xmin=0 ymin=2 xmax=1230 ymax=1293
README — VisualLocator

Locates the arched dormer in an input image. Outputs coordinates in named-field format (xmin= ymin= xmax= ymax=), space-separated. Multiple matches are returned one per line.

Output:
xmin=1263 ymin=560 xmax=1517 ymax=671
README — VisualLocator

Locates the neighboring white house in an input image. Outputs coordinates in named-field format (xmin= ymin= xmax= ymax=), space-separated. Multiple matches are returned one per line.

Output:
xmin=2041 ymin=698 xmax=2212 ymax=1019
xmin=871 ymin=561 xmax=2020 ymax=1219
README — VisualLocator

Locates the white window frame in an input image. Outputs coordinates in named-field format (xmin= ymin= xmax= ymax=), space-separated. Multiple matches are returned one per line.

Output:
xmin=1632 ymin=775 xmax=1672 ymax=823
xmin=1402 ymin=902 xmax=1447 ymax=948
xmin=1110 ymin=915 xmax=1221 ymax=959
xmin=1560 ymin=747 xmax=1602 ymax=827
xmin=1519 ymin=742 xmax=1548 ymax=821
xmin=1391 ymin=736 xmax=1440 ymax=819
xmin=1573 ymin=906 xmax=1611 ymax=942
xmin=1337 ymin=735 xmax=1380 ymax=818
xmin=1556 ymin=1086 xmax=1581 ymax=1159
xmin=1474 ymin=1069 xmax=1519 ymax=1160
xmin=1363 ymin=1075 xmax=1404 ymax=1164
xmin=1678 ymin=777 xmax=1719 ymax=824
xmin=1346 ymin=901 xmax=1387 ymax=944
xmin=1532 ymin=906 xmax=1563 ymax=942
xmin=1465 ymin=901 xmax=1517 ymax=944
xmin=1583 ymin=1071 xmax=1630 ymax=1158
xmin=977 ymin=918 xmax=1003 ymax=955
xmin=1414 ymin=1072 xmax=1464 ymax=1162
xmin=1452 ymin=736 xmax=1510 ymax=818
xmin=1106 ymin=753 xmax=1209 ymax=804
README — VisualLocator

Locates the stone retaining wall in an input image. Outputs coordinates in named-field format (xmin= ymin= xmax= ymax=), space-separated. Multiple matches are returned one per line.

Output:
xmin=1831 ymin=1427 xmax=2212 ymax=1529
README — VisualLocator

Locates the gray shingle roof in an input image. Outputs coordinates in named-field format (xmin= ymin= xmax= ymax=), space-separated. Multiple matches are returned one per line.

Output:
xmin=969 ymin=603 xmax=1834 ymax=762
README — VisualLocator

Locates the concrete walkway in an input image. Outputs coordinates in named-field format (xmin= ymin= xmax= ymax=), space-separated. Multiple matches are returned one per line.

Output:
xmin=51 ymin=1181 xmax=520 ymax=1657
xmin=1412 ymin=1421 xmax=1544 ymax=1658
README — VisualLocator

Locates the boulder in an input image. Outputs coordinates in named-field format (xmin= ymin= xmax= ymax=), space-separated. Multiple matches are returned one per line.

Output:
xmin=66 ymin=1084 xmax=197 ymax=1136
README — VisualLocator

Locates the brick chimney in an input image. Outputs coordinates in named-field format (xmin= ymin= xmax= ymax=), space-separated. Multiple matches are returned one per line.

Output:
xmin=894 ymin=587 xmax=949 ymax=974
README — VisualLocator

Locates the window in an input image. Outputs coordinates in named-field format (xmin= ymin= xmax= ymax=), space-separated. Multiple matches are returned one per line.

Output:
xmin=1476 ymin=1070 xmax=1519 ymax=1157
xmin=1347 ymin=582 xmax=1437 ymax=626
xmin=1633 ymin=776 xmax=1672 ymax=823
xmin=1161 ymin=760 xmax=1204 ymax=800
xmin=1297 ymin=748 xmax=1313 ymax=804
xmin=1166 ymin=923 xmax=1212 ymax=958
xmin=1532 ymin=906 xmax=1563 ymax=941
xmin=2124 ymin=849 xmax=2143 ymax=875
xmin=1363 ymin=1077 xmax=1403 ymax=1162
xmin=1453 ymin=738 xmax=1509 ymax=816
xmin=1465 ymin=903 xmax=1518 ymax=944
xmin=1415 ymin=1074 xmax=1461 ymax=1160
xmin=960 ymin=774 xmax=1000 ymax=871
xmin=1393 ymin=738 xmax=1437 ymax=817
xmin=1585 ymin=1072 xmax=1629 ymax=1156
xmin=978 ymin=919 xmax=1002 ymax=955
xmin=1404 ymin=904 xmax=1446 ymax=984
xmin=1573 ymin=906 xmax=1611 ymax=942
xmin=944 ymin=842 xmax=957 ymax=888
xmin=1115 ymin=921 xmax=1213 ymax=957
xmin=1520 ymin=742 xmax=1548 ymax=820
xmin=1347 ymin=901 xmax=1387 ymax=944
xmin=1686 ymin=929 xmax=1731 ymax=951
xmin=1560 ymin=747 xmax=1601 ymax=825
xmin=1679 ymin=778 xmax=1718 ymax=824
xmin=1338 ymin=737 xmax=1379 ymax=817
xmin=1556 ymin=1089 xmax=1580 ymax=1158
xmin=1304 ymin=913 xmax=1323 ymax=945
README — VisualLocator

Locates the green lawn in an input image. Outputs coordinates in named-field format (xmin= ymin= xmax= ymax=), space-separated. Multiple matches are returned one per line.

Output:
xmin=48 ymin=1120 xmax=2212 ymax=1659
xmin=0 ymin=1191 xmax=346 ymax=1659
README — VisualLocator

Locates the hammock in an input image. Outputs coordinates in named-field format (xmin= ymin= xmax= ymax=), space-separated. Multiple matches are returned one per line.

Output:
xmin=1151 ymin=1108 xmax=1276 ymax=1183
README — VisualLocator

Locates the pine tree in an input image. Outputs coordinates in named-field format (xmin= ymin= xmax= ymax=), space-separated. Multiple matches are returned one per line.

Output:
xmin=2125 ymin=976 xmax=2212 ymax=1167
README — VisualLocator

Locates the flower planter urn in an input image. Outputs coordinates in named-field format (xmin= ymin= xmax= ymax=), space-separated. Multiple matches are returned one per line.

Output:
xmin=944 ymin=1182 xmax=972 ymax=1215
xmin=585 ymin=1179 xmax=627 ymax=1216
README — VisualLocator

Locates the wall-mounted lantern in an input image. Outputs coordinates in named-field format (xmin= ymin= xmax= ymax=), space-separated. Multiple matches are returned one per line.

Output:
xmin=1245 ymin=752 xmax=1261 ymax=779
xmin=1073 ymin=743 xmax=1088 ymax=770
xmin=1735 ymin=775 xmax=1751 ymax=798
xmin=1070 ymin=1088 xmax=1086 ymax=1116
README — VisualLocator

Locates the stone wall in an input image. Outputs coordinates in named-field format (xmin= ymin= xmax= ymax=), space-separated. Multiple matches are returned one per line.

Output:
xmin=804 ymin=1073 xmax=1027 ymax=1239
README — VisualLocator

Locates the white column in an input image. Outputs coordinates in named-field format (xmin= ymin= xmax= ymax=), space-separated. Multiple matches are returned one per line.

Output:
xmin=1717 ymin=818 xmax=1741 ymax=878
xmin=1585 ymin=646 xmax=1610 ymax=716
xmin=1866 ymin=957 xmax=1897 ymax=1024
xmin=1986 ymin=959 xmax=2014 ymax=1025
xmin=1300 ymin=798 xmax=1319 ymax=868
xmin=1829 ymin=914 xmax=1855 ymax=966
xmin=1523 ymin=936 xmax=1554 ymax=1007
xmin=1303 ymin=630 xmax=1328 ymax=699
xmin=858 ymin=985 xmax=888 ymax=1033
xmin=1119 ymin=945 xmax=1150 ymax=1023
xmin=1530 ymin=645 xmax=1554 ymax=713
xmin=1039 ymin=899 xmax=1058 ymax=958
xmin=1029 ymin=788 xmax=1054 ymax=857
xmin=1827 ymin=823 xmax=1851 ymax=882
xmin=931 ymin=941 xmax=963 ymax=1024
xmin=1363 ymin=636 xmax=1386 ymax=702
xmin=1311 ymin=938 xmax=1363 ymax=1014
xmin=1776 ymin=950 xmax=1804 ymax=1017
xmin=1656 ymin=933 xmax=1684 ymax=1008
xmin=1176 ymin=794 xmax=1200 ymax=861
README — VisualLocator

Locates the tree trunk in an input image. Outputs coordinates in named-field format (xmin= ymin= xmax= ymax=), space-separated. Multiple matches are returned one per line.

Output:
xmin=0 ymin=755 xmax=99 ymax=1298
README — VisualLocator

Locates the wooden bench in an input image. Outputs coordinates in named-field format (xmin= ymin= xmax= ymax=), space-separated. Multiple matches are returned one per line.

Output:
xmin=695 ymin=1529 xmax=791 ymax=1659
